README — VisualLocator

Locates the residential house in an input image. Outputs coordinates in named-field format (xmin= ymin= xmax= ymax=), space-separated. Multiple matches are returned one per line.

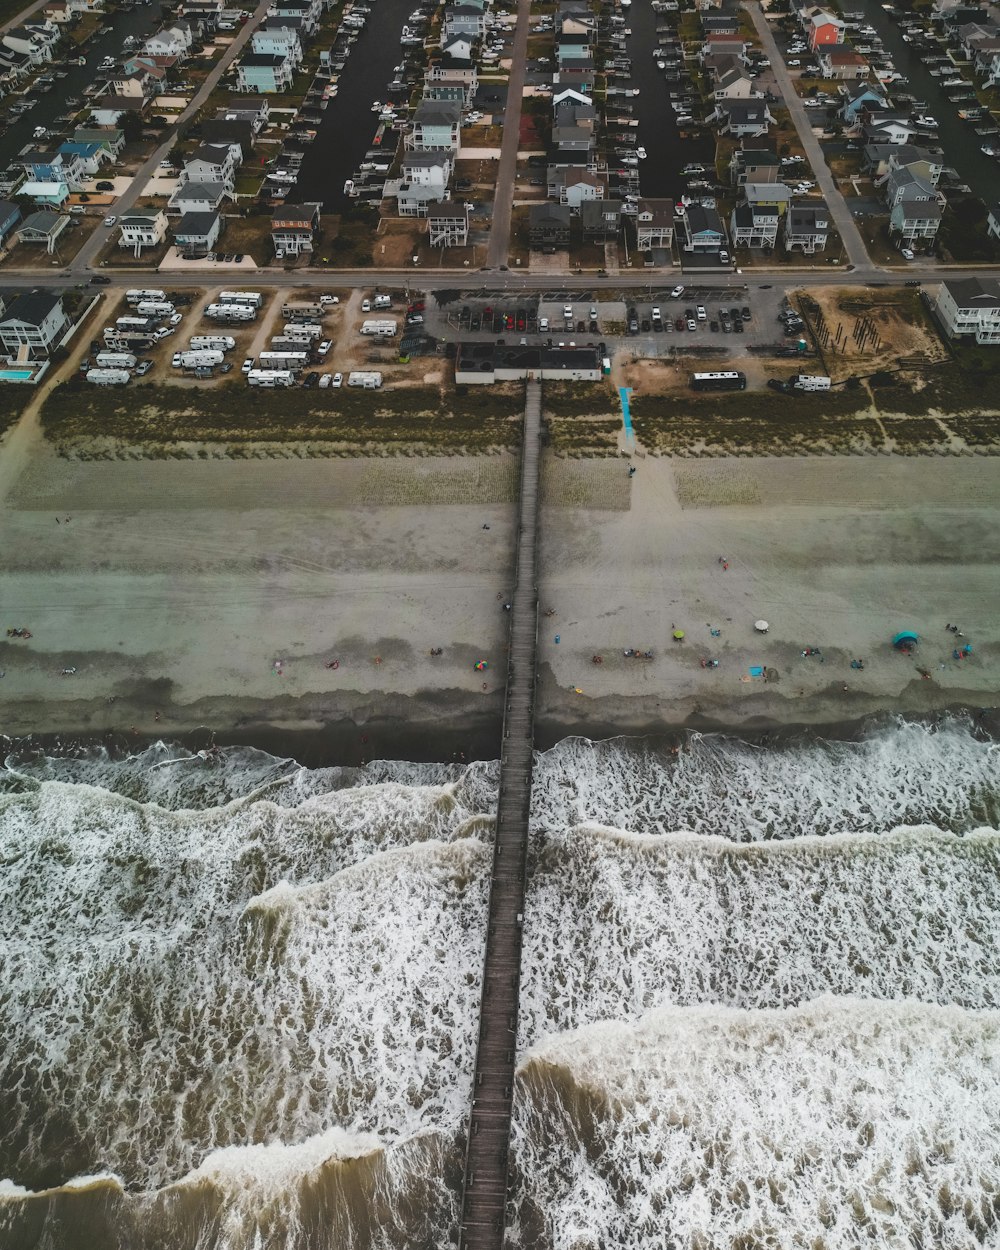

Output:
xmin=553 ymin=99 xmax=598 ymax=132
xmin=15 ymin=209 xmax=66 ymax=254
xmin=123 ymin=51 xmax=180 ymax=77
xmin=556 ymin=32 xmax=591 ymax=61
xmin=743 ymin=180 xmax=792 ymax=213
xmin=216 ymin=98 xmax=270 ymax=132
xmin=0 ymin=200 xmax=22 ymax=246
xmin=237 ymin=53 xmax=294 ymax=93
xmin=72 ymin=127 xmax=125 ymax=159
xmin=730 ymin=146 xmax=782 ymax=185
xmin=581 ymin=198 xmax=622 ymax=242
xmin=440 ymin=34 xmax=474 ymax=60
xmin=89 ymin=96 xmax=148 ymax=128
xmin=716 ymin=100 xmax=775 ymax=137
xmin=553 ymin=68 xmax=594 ymax=92
xmin=267 ymin=0 xmax=320 ymax=36
xmin=803 ymin=6 xmax=845 ymax=49
xmin=424 ymin=78 xmax=470 ymax=103
xmin=0 ymin=48 xmax=32 ymax=84
xmin=980 ymin=46 xmax=1000 ymax=85
xmin=882 ymin=166 xmax=942 ymax=209
xmin=784 ymin=200 xmax=829 ymax=252
xmin=552 ymin=124 xmax=594 ymax=154
xmin=714 ymin=62 xmax=763 ymax=100
xmin=935 ymin=277 xmax=1000 ymax=344
xmin=201 ymin=117 xmax=256 ymax=158
xmin=635 ymin=198 xmax=674 ymax=251
xmin=407 ymin=100 xmax=462 ymax=152
xmin=702 ymin=14 xmax=741 ymax=34
xmin=143 ymin=22 xmax=194 ymax=57
xmin=817 ymin=46 xmax=869 ymax=78
xmin=840 ymin=81 xmax=887 ymax=126
xmin=730 ymin=200 xmax=779 ymax=248
xmin=862 ymin=113 xmax=916 ymax=145
xmin=66 ymin=0 xmax=102 ymax=10
xmin=251 ymin=24 xmax=303 ymax=66
xmin=558 ymin=168 xmax=605 ymax=211
xmin=529 ymin=203 xmax=571 ymax=248
xmin=19 ymin=149 xmax=85 ymax=191
xmin=881 ymin=144 xmax=943 ymax=187
xmin=427 ymin=199 xmax=469 ymax=247
xmin=41 ymin=2 xmax=72 ymax=23
xmin=0 ymin=291 xmax=68 ymax=360
xmin=19 ymin=181 xmax=68 ymax=207
xmin=270 ymin=201 xmax=321 ymax=255
xmin=57 ymin=141 xmax=107 ymax=176
xmin=167 ymin=180 xmax=230 ymax=214
xmin=558 ymin=4 xmax=595 ymax=36
xmin=889 ymin=197 xmax=943 ymax=244
xmin=679 ymin=202 xmax=726 ymax=252
xmin=2 ymin=23 xmax=59 ymax=66
xmin=425 ymin=60 xmax=479 ymax=90
xmin=181 ymin=141 xmax=242 ymax=188
xmin=109 ymin=65 xmax=165 ymax=96
xmin=552 ymin=86 xmax=592 ymax=108
xmin=118 ymin=208 xmax=168 ymax=257
xmin=173 ymin=209 xmax=221 ymax=254
xmin=700 ymin=32 xmax=747 ymax=60
xmin=395 ymin=152 xmax=452 ymax=216
xmin=444 ymin=3 xmax=487 ymax=39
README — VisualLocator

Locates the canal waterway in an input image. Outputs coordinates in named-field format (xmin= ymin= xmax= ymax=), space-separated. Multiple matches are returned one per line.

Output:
xmin=293 ymin=0 xmax=415 ymax=211
xmin=0 ymin=2 xmax=165 ymax=169
xmin=856 ymin=0 xmax=997 ymax=202
xmin=624 ymin=2 xmax=715 ymax=200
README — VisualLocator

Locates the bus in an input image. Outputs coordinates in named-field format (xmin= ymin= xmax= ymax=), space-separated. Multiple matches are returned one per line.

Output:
xmin=690 ymin=370 xmax=747 ymax=392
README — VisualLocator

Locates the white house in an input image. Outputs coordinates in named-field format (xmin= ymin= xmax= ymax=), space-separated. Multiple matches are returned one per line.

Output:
xmin=0 ymin=291 xmax=68 ymax=360
xmin=427 ymin=200 xmax=469 ymax=247
xmin=935 ymin=277 xmax=1000 ymax=344
xmin=143 ymin=23 xmax=194 ymax=58
xmin=118 ymin=209 xmax=168 ymax=257
xmin=731 ymin=200 xmax=779 ymax=248
xmin=181 ymin=141 xmax=242 ymax=188
xmin=635 ymin=198 xmax=674 ymax=251
xmin=784 ymin=201 xmax=829 ymax=253
xmin=167 ymin=180 xmax=231 ymax=215
xmin=174 ymin=209 xmax=222 ymax=254
xmin=251 ymin=24 xmax=303 ymax=66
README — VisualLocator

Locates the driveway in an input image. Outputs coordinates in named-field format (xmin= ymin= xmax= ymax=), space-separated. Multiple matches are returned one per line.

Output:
xmin=744 ymin=3 xmax=874 ymax=273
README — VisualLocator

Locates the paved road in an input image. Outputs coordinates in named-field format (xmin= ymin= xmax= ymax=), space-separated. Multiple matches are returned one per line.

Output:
xmin=72 ymin=0 xmax=273 ymax=271
xmin=745 ymin=3 xmax=874 ymax=273
xmin=484 ymin=0 xmax=532 ymax=267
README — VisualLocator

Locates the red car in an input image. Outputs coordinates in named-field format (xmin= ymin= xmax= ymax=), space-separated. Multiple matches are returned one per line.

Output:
xmin=408 ymin=300 xmax=426 ymax=313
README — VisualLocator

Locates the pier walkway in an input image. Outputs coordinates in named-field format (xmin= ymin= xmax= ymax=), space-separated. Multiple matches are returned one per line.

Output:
xmin=458 ymin=380 xmax=542 ymax=1250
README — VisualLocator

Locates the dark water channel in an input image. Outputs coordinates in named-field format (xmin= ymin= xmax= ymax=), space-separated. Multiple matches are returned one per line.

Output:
xmin=293 ymin=0 xmax=415 ymax=211
xmin=0 ymin=3 xmax=165 ymax=168
xmin=856 ymin=0 xmax=998 ymax=202
xmin=624 ymin=1 xmax=715 ymax=200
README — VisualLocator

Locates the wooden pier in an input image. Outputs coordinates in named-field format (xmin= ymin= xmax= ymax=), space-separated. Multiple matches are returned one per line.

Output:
xmin=458 ymin=380 xmax=542 ymax=1250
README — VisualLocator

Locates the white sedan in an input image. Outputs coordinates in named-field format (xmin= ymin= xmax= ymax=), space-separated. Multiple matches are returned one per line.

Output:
xmin=317 ymin=340 xmax=332 ymax=356
xmin=103 ymin=216 xmax=117 ymax=227
xmin=901 ymin=247 xmax=916 ymax=260
xmin=331 ymin=372 xmax=343 ymax=388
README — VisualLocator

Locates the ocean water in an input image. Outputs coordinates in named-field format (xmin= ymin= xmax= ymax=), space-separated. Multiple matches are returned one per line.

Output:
xmin=1 ymin=716 xmax=999 ymax=1248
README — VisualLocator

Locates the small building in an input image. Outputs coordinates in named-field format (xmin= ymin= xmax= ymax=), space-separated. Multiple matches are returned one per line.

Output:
xmin=679 ymin=202 xmax=726 ymax=252
xmin=635 ymin=198 xmax=674 ymax=251
xmin=251 ymin=24 xmax=303 ymax=66
xmin=174 ymin=209 xmax=221 ymax=254
xmin=935 ymin=277 xmax=1000 ymax=344
xmin=15 ymin=209 xmax=67 ymax=254
xmin=581 ymin=198 xmax=622 ymax=242
xmin=730 ymin=146 xmax=782 ymax=186
xmin=167 ymin=180 xmax=230 ymax=215
xmin=529 ymin=203 xmax=571 ymax=249
xmin=455 ymin=342 xmax=602 ymax=384
xmin=804 ymin=6 xmax=845 ymax=49
xmin=182 ymin=141 xmax=242 ymax=188
xmin=784 ymin=200 xmax=830 ymax=253
xmin=427 ymin=200 xmax=469 ymax=247
xmin=407 ymin=100 xmax=462 ymax=152
xmin=19 ymin=180 xmax=69 ymax=208
xmin=0 ymin=290 xmax=68 ymax=360
xmin=716 ymin=100 xmax=775 ymax=138
xmin=57 ymin=141 xmax=108 ymax=176
xmin=889 ymin=197 xmax=943 ymax=244
xmin=118 ymin=208 xmax=168 ymax=257
xmin=236 ymin=52 xmax=294 ymax=93
xmin=817 ymin=46 xmax=869 ymax=78
xmin=271 ymin=201 xmax=321 ymax=255
xmin=89 ymin=96 xmax=148 ymax=128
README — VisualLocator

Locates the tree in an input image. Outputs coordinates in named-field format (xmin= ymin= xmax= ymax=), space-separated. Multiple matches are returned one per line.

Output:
xmin=119 ymin=111 xmax=144 ymax=143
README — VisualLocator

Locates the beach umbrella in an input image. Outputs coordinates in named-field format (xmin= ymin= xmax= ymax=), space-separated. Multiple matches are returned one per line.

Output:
xmin=474 ymin=659 xmax=488 ymax=671
xmin=892 ymin=630 xmax=919 ymax=650
xmin=672 ymin=629 xmax=685 ymax=641
xmin=754 ymin=620 xmax=769 ymax=633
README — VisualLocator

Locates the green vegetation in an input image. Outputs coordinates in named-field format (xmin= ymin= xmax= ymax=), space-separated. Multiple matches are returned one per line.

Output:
xmin=40 ymin=381 xmax=523 ymax=456
xmin=0 ymin=384 xmax=32 ymax=436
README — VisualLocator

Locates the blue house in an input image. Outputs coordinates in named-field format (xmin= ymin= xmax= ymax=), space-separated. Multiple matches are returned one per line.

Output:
xmin=57 ymin=141 xmax=106 ymax=175
xmin=0 ymin=199 xmax=22 ymax=245
xmin=840 ymin=82 xmax=886 ymax=126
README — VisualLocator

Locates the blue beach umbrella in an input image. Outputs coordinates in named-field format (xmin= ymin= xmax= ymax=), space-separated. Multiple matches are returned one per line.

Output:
xmin=891 ymin=630 xmax=919 ymax=650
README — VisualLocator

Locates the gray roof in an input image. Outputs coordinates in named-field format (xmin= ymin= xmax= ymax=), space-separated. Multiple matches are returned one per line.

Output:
xmin=175 ymin=210 xmax=219 ymax=235
xmin=240 ymin=53 xmax=289 ymax=67
xmin=943 ymin=276 xmax=1000 ymax=306
xmin=0 ymin=290 xmax=62 ymax=326
xmin=172 ymin=180 xmax=226 ymax=200
xmin=414 ymin=100 xmax=462 ymax=125
xmin=427 ymin=200 xmax=468 ymax=219
xmin=19 ymin=209 xmax=62 ymax=233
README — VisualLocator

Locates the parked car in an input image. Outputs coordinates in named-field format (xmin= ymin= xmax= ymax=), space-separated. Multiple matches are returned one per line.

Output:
xmin=901 ymin=247 xmax=915 ymax=260
xmin=168 ymin=312 xmax=183 ymax=326
xmin=317 ymin=340 xmax=332 ymax=355
xmin=241 ymin=357 xmax=254 ymax=374
xmin=696 ymin=306 xmax=707 ymax=320
xmin=219 ymin=362 xmax=233 ymax=374
xmin=95 ymin=181 xmax=115 ymax=192
xmin=331 ymin=372 xmax=343 ymax=387
xmin=135 ymin=359 xmax=153 ymax=376
xmin=686 ymin=318 xmax=697 ymax=331
xmin=303 ymin=371 xmax=320 ymax=388
xmin=319 ymin=373 xmax=332 ymax=388
xmin=90 ymin=275 xmax=111 ymax=285
xmin=670 ymin=285 xmax=685 ymax=298
xmin=741 ymin=307 xmax=751 ymax=321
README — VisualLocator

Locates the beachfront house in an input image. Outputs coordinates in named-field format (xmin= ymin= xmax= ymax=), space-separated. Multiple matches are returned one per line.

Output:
xmin=236 ymin=53 xmax=295 ymax=93
xmin=783 ymin=201 xmax=829 ymax=253
xmin=173 ymin=209 xmax=221 ymax=254
xmin=427 ymin=200 xmax=469 ymax=247
xmin=0 ymin=291 xmax=68 ymax=360
xmin=679 ymin=202 xmax=726 ymax=252
xmin=743 ymin=181 xmax=792 ymax=214
xmin=557 ymin=169 xmax=605 ymax=211
xmin=529 ymin=203 xmax=571 ymax=249
xmin=118 ymin=209 xmax=169 ymax=257
xmin=730 ymin=199 xmax=780 ymax=249
xmin=216 ymin=98 xmax=270 ymax=133
xmin=2 ymin=23 xmax=58 ymax=66
xmin=581 ymin=198 xmax=622 ymax=242
xmin=882 ymin=167 xmax=943 ymax=211
xmin=889 ymin=197 xmax=943 ymax=245
xmin=635 ymin=198 xmax=675 ymax=251
xmin=201 ymin=117 xmax=257 ymax=158
xmin=14 ymin=209 xmax=67 ymax=255
xmin=407 ymin=100 xmax=462 ymax=152
xmin=935 ymin=277 xmax=1000 ymax=344
xmin=88 ymin=96 xmax=148 ymax=128
xmin=270 ymin=201 xmax=321 ymax=256
xmin=840 ymin=82 xmax=888 ymax=126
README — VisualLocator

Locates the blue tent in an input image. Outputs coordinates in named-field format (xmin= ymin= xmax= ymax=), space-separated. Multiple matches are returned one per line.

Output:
xmin=892 ymin=630 xmax=918 ymax=650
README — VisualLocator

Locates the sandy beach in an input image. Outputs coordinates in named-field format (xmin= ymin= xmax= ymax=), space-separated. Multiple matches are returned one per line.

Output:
xmin=1 ymin=436 xmax=999 ymax=755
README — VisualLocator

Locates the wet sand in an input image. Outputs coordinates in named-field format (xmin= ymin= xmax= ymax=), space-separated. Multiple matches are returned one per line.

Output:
xmin=1 ymin=446 xmax=999 ymax=755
